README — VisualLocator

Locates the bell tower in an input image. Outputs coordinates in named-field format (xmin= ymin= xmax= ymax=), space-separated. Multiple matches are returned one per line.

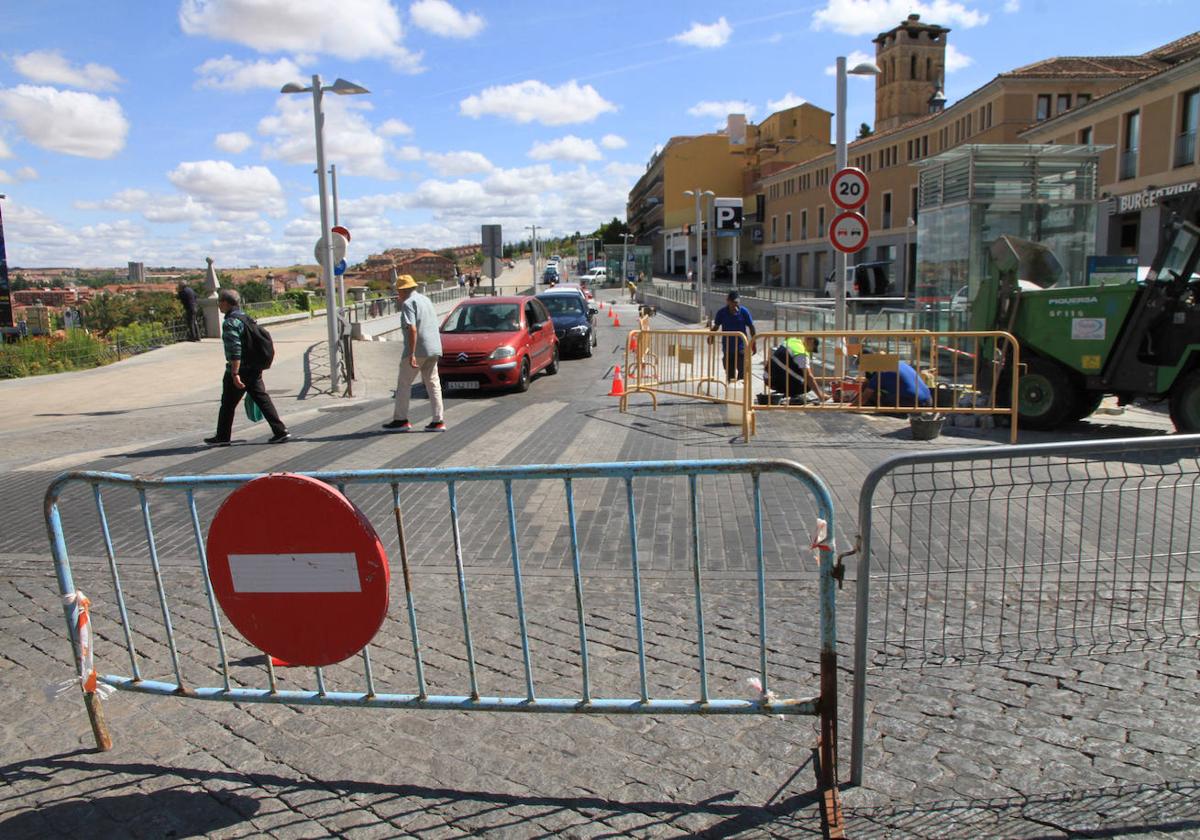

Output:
xmin=873 ymin=14 xmax=950 ymax=132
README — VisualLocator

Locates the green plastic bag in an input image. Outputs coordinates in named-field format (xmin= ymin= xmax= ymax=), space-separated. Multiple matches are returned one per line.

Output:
xmin=244 ymin=395 xmax=264 ymax=423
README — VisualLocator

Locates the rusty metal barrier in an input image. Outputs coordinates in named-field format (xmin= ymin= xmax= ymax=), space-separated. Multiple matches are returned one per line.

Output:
xmin=746 ymin=330 xmax=1021 ymax=443
xmin=621 ymin=327 xmax=754 ymax=440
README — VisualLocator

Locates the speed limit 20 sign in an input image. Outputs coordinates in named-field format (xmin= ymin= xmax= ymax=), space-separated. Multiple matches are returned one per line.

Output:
xmin=830 ymin=167 xmax=869 ymax=211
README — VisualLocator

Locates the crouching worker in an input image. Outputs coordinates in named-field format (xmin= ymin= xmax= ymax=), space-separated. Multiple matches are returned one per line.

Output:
xmin=766 ymin=336 xmax=826 ymax=402
xmin=855 ymin=348 xmax=932 ymax=409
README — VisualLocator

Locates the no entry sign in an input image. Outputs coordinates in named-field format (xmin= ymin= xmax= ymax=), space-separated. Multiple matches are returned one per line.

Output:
xmin=206 ymin=474 xmax=390 ymax=667
xmin=830 ymin=211 xmax=870 ymax=254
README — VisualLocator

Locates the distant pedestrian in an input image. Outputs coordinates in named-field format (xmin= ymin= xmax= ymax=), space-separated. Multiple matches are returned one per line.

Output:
xmin=177 ymin=282 xmax=200 ymax=341
xmin=205 ymin=289 xmax=290 ymax=446
xmin=383 ymin=274 xmax=445 ymax=433
xmin=709 ymin=290 xmax=755 ymax=381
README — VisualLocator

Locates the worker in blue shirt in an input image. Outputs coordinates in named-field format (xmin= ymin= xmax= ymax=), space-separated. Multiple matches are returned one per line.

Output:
xmin=855 ymin=348 xmax=932 ymax=408
xmin=709 ymin=290 xmax=755 ymax=381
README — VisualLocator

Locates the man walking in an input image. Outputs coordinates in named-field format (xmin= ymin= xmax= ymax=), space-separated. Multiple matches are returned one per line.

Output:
xmin=177 ymin=282 xmax=200 ymax=341
xmin=205 ymin=289 xmax=290 ymax=446
xmin=710 ymin=290 xmax=755 ymax=381
xmin=384 ymin=274 xmax=445 ymax=432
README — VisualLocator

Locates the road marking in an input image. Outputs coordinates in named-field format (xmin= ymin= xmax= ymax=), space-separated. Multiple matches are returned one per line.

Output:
xmin=439 ymin=401 xmax=568 ymax=467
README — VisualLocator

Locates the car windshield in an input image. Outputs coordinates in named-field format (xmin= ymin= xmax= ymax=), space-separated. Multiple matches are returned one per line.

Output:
xmin=537 ymin=295 xmax=586 ymax=316
xmin=442 ymin=302 xmax=521 ymax=333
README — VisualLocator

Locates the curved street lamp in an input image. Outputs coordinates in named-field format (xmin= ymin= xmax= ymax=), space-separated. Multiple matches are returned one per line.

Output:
xmin=683 ymin=189 xmax=715 ymax=323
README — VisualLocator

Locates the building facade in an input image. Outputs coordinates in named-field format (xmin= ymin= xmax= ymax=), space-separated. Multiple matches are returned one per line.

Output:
xmin=1022 ymin=34 xmax=1200 ymax=266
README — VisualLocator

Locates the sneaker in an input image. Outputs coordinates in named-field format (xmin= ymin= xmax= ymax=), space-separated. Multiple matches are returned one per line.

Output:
xmin=204 ymin=436 xmax=231 ymax=447
xmin=268 ymin=432 xmax=291 ymax=444
xmin=382 ymin=419 xmax=412 ymax=431
xmin=425 ymin=420 xmax=446 ymax=432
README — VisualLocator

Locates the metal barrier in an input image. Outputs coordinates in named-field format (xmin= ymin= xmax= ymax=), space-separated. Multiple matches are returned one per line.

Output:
xmin=341 ymin=284 xmax=466 ymax=324
xmin=45 ymin=459 xmax=844 ymax=823
xmin=621 ymin=328 xmax=753 ymax=440
xmin=747 ymin=330 xmax=1021 ymax=443
xmin=849 ymin=435 xmax=1200 ymax=784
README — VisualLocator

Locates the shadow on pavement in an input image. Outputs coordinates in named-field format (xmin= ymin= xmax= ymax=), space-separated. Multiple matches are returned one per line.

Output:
xmin=0 ymin=751 xmax=829 ymax=837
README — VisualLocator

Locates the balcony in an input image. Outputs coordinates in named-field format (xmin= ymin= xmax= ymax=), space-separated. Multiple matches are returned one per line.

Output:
xmin=1176 ymin=131 xmax=1196 ymax=167
xmin=1119 ymin=149 xmax=1138 ymax=181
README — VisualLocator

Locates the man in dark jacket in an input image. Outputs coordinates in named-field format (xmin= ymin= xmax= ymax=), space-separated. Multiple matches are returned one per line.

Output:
xmin=205 ymin=289 xmax=290 ymax=446
xmin=177 ymin=282 xmax=200 ymax=341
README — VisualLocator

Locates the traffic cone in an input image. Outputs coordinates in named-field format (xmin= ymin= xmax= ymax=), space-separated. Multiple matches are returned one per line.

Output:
xmin=608 ymin=365 xmax=626 ymax=396
xmin=270 ymin=656 xmax=293 ymax=667
xmin=613 ymin=312 xmax=621 ymax=327
xmin=628 ymin=331 xmax=638 ymax=352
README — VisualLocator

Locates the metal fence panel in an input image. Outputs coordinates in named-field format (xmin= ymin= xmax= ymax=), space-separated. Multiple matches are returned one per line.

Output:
xmin=849 ymin=435 xmax=1200 ymax=784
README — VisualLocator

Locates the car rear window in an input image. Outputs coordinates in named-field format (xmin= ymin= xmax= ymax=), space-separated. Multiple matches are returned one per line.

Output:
xmin=537 ymin=295 xmax=586 ymax=315
xmin=442 ymin=303 xmax=521 ymax=333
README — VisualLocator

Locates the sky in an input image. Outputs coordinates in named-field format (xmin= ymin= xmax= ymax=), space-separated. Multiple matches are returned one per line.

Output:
xmin=0 ymin=0 xmax=1191 ymax=269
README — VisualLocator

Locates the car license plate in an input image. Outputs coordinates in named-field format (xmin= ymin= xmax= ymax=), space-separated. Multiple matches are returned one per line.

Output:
xmin=446 ymin=381 xmax=479 ymax=390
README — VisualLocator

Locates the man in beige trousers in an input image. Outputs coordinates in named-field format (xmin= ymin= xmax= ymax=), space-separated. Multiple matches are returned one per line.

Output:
xmin=383 ymin=274 xmax=446 ymax=432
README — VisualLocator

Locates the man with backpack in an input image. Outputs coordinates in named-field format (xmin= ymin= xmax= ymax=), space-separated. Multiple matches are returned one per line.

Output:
xmin=205 ymin=289 xmax=290 ymax=446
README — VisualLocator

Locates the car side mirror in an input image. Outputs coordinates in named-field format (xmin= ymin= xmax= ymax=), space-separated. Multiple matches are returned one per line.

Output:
xmin=588 ymin=306 xmax=598 ymax=316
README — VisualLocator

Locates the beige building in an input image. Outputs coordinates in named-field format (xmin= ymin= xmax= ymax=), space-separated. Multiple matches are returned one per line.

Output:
xmin=1022 ymin=34 xmax=1200 ymax=265
xmin=754 ymin=15 xmax=1193 ymax=294
xmin=627 ymin=104 xmax=832 ymax=276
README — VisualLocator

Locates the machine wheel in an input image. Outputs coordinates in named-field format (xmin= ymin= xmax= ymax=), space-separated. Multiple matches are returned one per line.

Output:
xmin=546 ymin=347 xmax=559 ymax=375
xmin=583 ymin=332 xmax=594 ymax=357
xmin=1169 ymin=370 xmax=1200 ymax=433
xmin=1018 ymin=356 xmax=1078 ymax=430
xmin=514 ymin=358 xmax=531 ymax=393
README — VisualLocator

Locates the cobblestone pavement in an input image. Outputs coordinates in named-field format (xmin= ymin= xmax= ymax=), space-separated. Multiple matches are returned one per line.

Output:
xmin=1 ymin=290 xmax=1196 ymax=838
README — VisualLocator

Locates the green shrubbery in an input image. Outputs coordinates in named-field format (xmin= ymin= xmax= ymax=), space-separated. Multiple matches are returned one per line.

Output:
xmin=109 ymin=321 xmax=172 ymax=350
xmin=0 ymin=330 xmax=114 ymax=379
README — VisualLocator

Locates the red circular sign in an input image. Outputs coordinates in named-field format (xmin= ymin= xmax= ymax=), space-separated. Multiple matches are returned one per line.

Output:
xmin=830 ymin=167 xmax=869 ymax=211
xmin=830 ymin=211 xmax=870 ymax=254
xmin=206 ymin=474 xmax=389 ymax=667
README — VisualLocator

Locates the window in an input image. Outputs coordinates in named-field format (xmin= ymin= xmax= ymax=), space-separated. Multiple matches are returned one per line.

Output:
xmin=785 ymin=212 xmax=792 ymax=242
xmin=986 ymin=102 xmax=993 ymax=129
xmin=926 ymin=57 xmax=932 ymax=80
xmin=1177 ymin=88 xmax=1198 ymax=167
xmin=907 ymin=139 xmax=914 ymax=160
xmin=1036 ymin=94 xmax=1051 ymax=122
xmin=771 ymin=215 xmax=778 ymax=243
xmin=1079 ymin=126 xmax=1093 ymax=145
xmin=910 ymin=186 xmax=919 ymax=223
xmin=1121 ymin=110 xmax=1140 ymax=180
xmin=922 ymin=136 xmax=929 ymax=156
xmin=882 ymin=192 xmax=893 ymax=229
xmin=1056 ymin=94 xmax=1071 ymax=115
xmin=817 ymin=206 xmax=826 ymax=238
xmin=910 ymin=55 xmax=917 ymax=79
xmin=801 ymin=210 xmax=808 ymax=240
xmin=1077 ymin=93 xmax=1091 ymax=106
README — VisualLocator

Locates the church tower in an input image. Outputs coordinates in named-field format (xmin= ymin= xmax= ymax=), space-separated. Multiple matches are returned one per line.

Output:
xmin=873 ymin=14 xmax=950 ymax=132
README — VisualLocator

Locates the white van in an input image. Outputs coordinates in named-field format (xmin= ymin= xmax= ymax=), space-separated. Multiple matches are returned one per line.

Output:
xmin=582 ymin=267 xmax=608 ymax=283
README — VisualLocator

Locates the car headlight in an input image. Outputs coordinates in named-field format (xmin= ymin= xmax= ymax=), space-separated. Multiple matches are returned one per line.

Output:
xmin=489 ymin=346 xmax=516 ymax=359
xmin=568 ymin=325 xmax=589 ymax=334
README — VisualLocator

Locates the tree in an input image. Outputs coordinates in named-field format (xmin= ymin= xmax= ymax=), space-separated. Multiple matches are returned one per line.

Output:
xmin=857 ymin=122 xmax=873 ymax=139
xmin=237 ymin=280 xmax=272 ymax=304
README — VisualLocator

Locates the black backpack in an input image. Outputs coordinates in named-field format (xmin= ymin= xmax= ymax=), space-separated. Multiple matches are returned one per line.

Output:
xmin=233 ymin=313 xmax=275 ymax=369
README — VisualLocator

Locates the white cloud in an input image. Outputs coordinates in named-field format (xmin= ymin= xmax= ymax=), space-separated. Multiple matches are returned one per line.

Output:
xmin=0 ymin=171 xmax=11 ymax=184
xmin=944 ymin=44 xmax=973 ymax=73
xmin=379 ymin=118 xmax=414 ymax=136
xmin=167 ymin=160 xmax=287 ymax=218
xmin=395 ymin=144 xmax=423 ymax=161
xmin=767 ymin=92 xmax=808 ymax=112
xmin=1004 ymin=0 xmax=1019 ymax=11
xmin=195 ymin=55 xmax=306 ymax=91
xmin=423 ymin=150 xmax=495 ymax=176
xmin=258 ymin=95 xmax=396 ymax=178
xmin=215 ymin=131 xmax=254 ymax=154
xmin=76 ymin=187 xmax=208 ymax=224
xmin=179 ymin=0 xmax=423 ymax=72
xmin=0 ymin=137 xmax=11 ymax=159
xmin=11 ymin=50 xmax=122 ymax=92
xmin=15 ymin=166 xmax=38 ymax=181
xmin=528 ymin=135 xmax=602 ymax=163
xmin=0 ymin=85 xmax=128 ymax=159
xmin=409 ymin=0 xmax=485 ymax=38
xmin=671 ymin=17 xmax=732 ymax=49
xmin=687 ymin=100 xmax=757 ymax=122
xmin=824 ymin=50 xmax=877 ymax=77
xmin=811 ymin=0 xmax=988 ymax=36
xmin=600 ymin=134 xmax=627 ymax=150
xmin=460 ymin=80 xmax=616 ymax=126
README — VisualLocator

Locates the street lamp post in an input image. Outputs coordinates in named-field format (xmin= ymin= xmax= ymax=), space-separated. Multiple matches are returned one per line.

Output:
xmin=833 ymin=57 xmax=881 ymax=346
xmin=683 ymin=188 xmax=714 ymax=324
xmin=526 ymin=224 xmax=539 ymax=288
xmin=281 ymin=75 xmax=369 ymax=395
xmin=619 ymin=232 xmax=634 ymax=287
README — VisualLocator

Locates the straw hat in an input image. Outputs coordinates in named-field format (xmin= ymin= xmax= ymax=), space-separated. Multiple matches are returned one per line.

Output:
xmin=395 ymin=274 xmax=418 ymax=290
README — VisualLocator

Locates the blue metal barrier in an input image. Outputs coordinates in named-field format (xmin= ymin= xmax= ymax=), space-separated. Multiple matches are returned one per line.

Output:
xmin=44 ymin=459 xmax=843 ymax=813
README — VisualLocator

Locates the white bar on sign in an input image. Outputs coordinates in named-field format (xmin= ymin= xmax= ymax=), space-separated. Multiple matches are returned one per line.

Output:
xmin=228 ymin=553 xmax=361 ymax=593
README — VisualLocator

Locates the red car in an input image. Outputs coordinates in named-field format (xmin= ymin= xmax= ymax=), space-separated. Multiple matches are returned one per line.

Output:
xmin=438 ymin=296 xmax=559 ymax=392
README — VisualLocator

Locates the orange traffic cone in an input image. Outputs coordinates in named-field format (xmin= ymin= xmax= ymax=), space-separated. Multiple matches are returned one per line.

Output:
xmin=628 ymin=331 xmax=638 ymax=352
xmin=270 ymin=656 xmax=293 ymax=667
xmin=613 ymin=312 xmax=621 ymax=327
xmin=608 ymin=365 xmax=626 ymax=396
